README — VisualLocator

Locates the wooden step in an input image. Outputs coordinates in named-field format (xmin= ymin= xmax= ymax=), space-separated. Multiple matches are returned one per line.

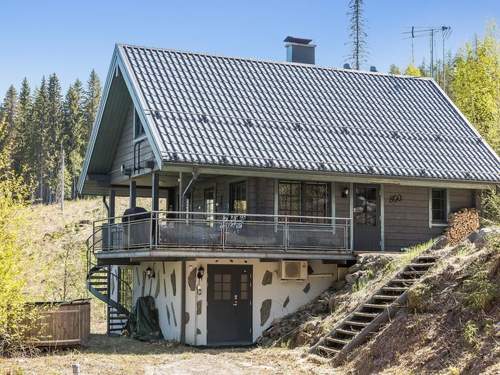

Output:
xmin=92 ymin=287 xmax=108 ymax=292
xmin=344 ymin=320 xmax=369 ymax=327
xmin=364 ymin=303 xmax=389 ymax=309
xmin=407 ymin=263 xmax=434 ymax=268
xmin=382 ymin=286 xmax=407 ymax=292
xmin=416 ymin=255 xmax=438 ymax=260
xmin=402 ymin=270 xmax=426 ymax=276
xmin=326 ymin=337 xmax=350 ymax=345
xmin=391 ymin=278 xmax=416 ymax=283
xmin=373 ymin=294 xmax=398 ymax=301
xmin=336 ymin=328 xmax=358 ymax=336
xmin=317 ymin=346 xmax=340 ymax=355
xmin=353 ymin=311 xmax=379 ymax=318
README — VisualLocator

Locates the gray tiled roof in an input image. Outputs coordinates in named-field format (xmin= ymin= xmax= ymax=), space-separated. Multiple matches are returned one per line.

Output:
xmin=120 ymin=44 xmax=500 ymax=183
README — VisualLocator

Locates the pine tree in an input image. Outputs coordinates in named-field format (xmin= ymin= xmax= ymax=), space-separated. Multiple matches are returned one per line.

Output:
xmin=63 ymin=80 xmax=84 ymax=198
xmin=13 ymin=79 xmax=33 ymax=183
xmin=82 ymin=70 xmax=101 ymax=156
xmin=0 ymin=85 xmax=18 ymax=138
xmin=32 ymin=77 xmax=49 ymax=202
xmin=347 ymin=0 xmax=368 ymax=70
xmin=45 ymin=74 xmax=64 ymax=202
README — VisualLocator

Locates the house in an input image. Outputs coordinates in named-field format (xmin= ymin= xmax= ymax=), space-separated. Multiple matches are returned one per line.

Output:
xmin=79 ymin=37 xmax=500 ymax=346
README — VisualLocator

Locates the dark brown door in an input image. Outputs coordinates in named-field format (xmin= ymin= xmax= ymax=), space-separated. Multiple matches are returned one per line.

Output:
xmin=353 ymin=184 xmax=381 ymax=250
xmin=207 ymin=265 xmax=252 ymax=345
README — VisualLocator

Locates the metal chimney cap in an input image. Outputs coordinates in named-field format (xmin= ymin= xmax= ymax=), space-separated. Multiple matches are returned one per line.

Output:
xmin=370 ymin=66 xmax=377 ymax=72
xmin=284 ymin=36 xmax=313 ymax=45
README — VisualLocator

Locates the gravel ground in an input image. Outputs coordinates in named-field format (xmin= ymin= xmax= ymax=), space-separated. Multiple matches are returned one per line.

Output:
xmin=0 ymin=334 xmax=333 ymax=375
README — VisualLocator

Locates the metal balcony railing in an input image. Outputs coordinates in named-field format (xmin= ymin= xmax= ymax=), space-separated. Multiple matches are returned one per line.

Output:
xmin=91 ymin=211 xmax=352 ymax=253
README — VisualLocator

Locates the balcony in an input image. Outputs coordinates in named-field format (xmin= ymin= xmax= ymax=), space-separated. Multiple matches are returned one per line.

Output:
xmin=91 ymin=211 xmax=353 ymax=262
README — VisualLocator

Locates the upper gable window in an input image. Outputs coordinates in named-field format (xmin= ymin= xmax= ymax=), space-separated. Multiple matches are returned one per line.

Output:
xmin=134 ymin=109 xmax=145 ymax=139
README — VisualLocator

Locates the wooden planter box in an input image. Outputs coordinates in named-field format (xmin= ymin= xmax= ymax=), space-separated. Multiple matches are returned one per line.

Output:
xmin=27 ymin=300 xmax=90 ymax=348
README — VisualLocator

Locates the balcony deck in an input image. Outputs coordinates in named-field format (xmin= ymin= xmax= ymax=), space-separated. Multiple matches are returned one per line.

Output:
xmin=91 ymin=211 xmax=356 ymax=264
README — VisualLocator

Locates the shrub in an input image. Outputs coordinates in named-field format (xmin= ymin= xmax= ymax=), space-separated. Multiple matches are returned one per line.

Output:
xmin=463 ymin=321 xmax=480 ymax=349
xmin=462 ymin=267 xmax=497 ymax=311
xmin=407 ymin=284 xmax=432 ymax=313
xmin=0 ymin=141 xmax=36 ymax=356
xmin=481 ymin=187 xmax=500 ymax=224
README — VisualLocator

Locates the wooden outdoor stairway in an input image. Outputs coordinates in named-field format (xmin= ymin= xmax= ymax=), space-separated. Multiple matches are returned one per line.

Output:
xmin=310 ymin=253 xmax=439 ymax=360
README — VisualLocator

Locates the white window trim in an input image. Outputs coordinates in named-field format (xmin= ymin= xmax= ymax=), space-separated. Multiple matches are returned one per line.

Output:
xmin=429 ymin=188 xmax=450 ymax=228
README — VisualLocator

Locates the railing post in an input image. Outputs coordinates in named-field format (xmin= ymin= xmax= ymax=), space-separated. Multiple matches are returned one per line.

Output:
xmin=284 ymin=216 xmax=288 ymax=251
xmin=150 ymin=213 xmax=153 ymax=250
xmin=221 ymin=215 xmax=226 ymax=251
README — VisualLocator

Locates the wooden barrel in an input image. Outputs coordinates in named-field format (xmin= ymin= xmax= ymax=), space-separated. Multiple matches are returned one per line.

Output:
xmin=27 ymin=299 xmax=91 ymax=348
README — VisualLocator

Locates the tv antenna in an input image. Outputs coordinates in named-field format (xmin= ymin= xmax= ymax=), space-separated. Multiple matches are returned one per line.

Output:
xmin=403 ymin=26 xmax=452 ymax=83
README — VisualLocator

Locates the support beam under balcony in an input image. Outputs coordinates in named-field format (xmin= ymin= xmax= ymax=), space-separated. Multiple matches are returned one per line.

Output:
xmin=129 ymin=180 xmax=137 ymax=208
xmin=109 ymin=189 xmax=116 ymax=224
xmin=152 ymin=173 xmax=159 ymax=211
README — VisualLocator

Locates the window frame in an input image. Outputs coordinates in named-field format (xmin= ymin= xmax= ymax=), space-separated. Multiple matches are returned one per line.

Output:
xmin=429 ymin=188 xmax=449 ymax=227
xmin=133 ymin=108 xmax=146 ymax=140
xmin=278 ymin=180 xmax=329 ymax=221
xmin=229 ymin=180 xmax=247 ymax=214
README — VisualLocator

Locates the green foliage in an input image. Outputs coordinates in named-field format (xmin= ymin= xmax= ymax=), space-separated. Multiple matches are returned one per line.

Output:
xmin=404 ymin=63 xmax=422 ymax=77
xmin=0 ymin=120 xmax=36 ymax=355
xmin=0 ymin=70 xmax=101 ymax=203
xmin=407 ymin=284 xmax=432 ymax=313
xmin=389 ymin=64 xmax=401 ymax=75
xmin=463 ymin=321 xmax=480 ymax=349
xmin=384 ymin=239 xmax=434 ymax=275
xmin=462 ymin=265 xmax=497 ymax=311
xmin=481 ymin=187 xmax=500 ymax=224
xmin=451 ymin=23 xmax=500 ymax=153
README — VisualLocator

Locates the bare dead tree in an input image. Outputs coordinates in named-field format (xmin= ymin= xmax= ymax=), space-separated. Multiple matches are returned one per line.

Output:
xmin=347 ymin=0 xmax=368 ymax=70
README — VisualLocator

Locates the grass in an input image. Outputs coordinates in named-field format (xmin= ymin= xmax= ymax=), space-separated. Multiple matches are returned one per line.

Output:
xmin=383 ymin=239 xmax=434 ymax=276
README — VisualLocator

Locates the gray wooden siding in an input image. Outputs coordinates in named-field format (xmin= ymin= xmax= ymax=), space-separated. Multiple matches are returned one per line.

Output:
xmin=334 ymin=182 xmax=350 ymax=218
xmin=449 ymin=189 xmax=474 ymax=212
xmin=190 ymin=177 xmax=274 ymax=215
xmin=383 ymin=185 xmax=475 ymax=251
xmin=110 ymin=106 xmax=154 ymax=182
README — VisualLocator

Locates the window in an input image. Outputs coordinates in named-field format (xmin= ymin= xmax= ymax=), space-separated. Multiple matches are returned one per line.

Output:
xmin=134 ymin=110 xmax=145 ymax=139
xmin=229 ymin=181 xmax=247 ymax=214
xmin=278 ymin=181 xmax=328 ymax=222
xmin=213 ymin=273 xmax=231 ymax=300
xmin=353 ymin=186 xmax=378 ymax=226
xmin=431 ymin=188 xmax=448 ymax=225
xmin=278 ymin=182 xmax=301 ymax=218
xmin=204 ymin=188 xmax=215 ymax=224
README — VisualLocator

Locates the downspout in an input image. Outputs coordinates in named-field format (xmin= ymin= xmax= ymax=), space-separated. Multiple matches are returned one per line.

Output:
xmin=181 ymin=169 xmax=199 ymax=211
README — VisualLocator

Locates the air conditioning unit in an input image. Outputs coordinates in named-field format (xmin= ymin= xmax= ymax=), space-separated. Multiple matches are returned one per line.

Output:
xmin=279 ymin=261 xmax=308 ymax=280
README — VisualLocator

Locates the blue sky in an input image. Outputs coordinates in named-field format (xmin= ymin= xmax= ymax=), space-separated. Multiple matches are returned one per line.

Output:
xmin=0 ymin=0 xmax=498 ymax=95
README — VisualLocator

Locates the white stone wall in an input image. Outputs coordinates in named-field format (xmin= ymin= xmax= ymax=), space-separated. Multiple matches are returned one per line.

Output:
xmin=184 ymin=258 xmax=338 ymax=345
xmin=132 ymin=261 xmax=182 ymax=341
xmin=132 ymin=258 xmax=338 ymax=345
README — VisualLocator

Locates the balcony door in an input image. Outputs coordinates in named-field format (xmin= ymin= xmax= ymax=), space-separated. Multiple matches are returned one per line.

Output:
xmin=353 ymin=184 xmax=381 ymax=250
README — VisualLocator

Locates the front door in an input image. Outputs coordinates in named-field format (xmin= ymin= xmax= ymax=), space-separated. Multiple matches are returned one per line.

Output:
xmin=207 ymin=265 xmax=252 ymax=345
xmin=353 ymin=184 xmax=381 ymax=250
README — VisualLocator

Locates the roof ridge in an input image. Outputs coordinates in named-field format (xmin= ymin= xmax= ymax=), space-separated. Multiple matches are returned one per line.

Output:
xmin=117 ymin=43 xmax=431 ymax=81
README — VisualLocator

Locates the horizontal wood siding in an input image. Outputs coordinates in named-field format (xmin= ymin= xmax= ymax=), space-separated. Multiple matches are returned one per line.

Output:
xmin=335 ymin=182 xmax=350 ymax=218
xmin=383 ymin=185 xmax=475 ymax=251
xmin=110 ymin=106 xmax=154 ymax=182
xmin=449 ymin=189 xmax=474 ymax=212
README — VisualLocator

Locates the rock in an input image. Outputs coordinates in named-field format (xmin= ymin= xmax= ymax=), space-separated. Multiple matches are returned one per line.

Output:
xmin=432 ymin=235 xmax=448 ymax=250
xmin=348 ymin=263 xmax=361 ymax=273
xmin=332 ymin=280 xmax=346 ymax=290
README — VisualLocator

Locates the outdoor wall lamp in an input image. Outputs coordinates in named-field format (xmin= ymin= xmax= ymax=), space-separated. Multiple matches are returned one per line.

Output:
xmin=121 ymin=164 xmax=132 ymax=177
xmin=342 ymin=187 xmax=350 ymax=198
xmin=145 ymin=267 xmax=155 ymax=279
xmin=197 ymin=266 xmax=205 ymax=279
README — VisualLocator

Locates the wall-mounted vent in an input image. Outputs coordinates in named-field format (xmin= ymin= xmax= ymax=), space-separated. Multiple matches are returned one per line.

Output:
xmin=279 ymin=261 xmax=308 ymax=280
